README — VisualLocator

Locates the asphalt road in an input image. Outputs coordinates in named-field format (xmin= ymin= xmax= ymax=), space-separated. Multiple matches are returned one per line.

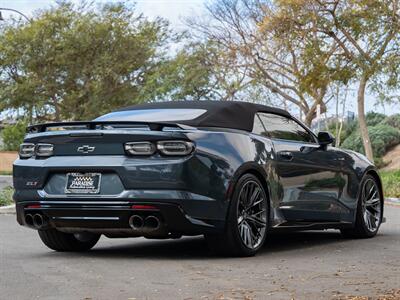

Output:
xmin=0 ymin=175 xmax=12 ymax=190
xmin=1 ymin=206 xmax=399 ymax=300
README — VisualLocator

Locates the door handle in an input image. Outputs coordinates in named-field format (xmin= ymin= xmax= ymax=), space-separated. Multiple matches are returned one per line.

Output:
xmin=279 ymin=151 xmax=294 ymax=161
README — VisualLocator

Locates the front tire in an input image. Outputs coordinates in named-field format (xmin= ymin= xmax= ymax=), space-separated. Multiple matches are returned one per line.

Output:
xmin=205 ymin=173 xmax=268 ymax=257
xmin=38 ymin=229 xmax=100 ymax=252
xmin=341 ymin=174 xmax=383 ymax=238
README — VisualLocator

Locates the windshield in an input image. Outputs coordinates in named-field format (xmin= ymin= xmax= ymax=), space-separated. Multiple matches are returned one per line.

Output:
xmin=95 ymin=108 xmax=207 ymax=122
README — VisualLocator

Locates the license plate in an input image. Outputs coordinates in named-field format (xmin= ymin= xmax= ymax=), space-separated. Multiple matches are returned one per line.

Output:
xmin=65 ymin=173 xmax=101 ymax=194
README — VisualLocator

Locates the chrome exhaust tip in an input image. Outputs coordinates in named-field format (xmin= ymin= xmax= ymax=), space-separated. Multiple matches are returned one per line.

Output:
xmin=25 ymin=214 xmax=34 ymax=227
xmin=144 ymin=216 xmax=160 ymax=231
xmin=33 ymin=214 xmax=46 ymax=229
xmin=129 ymin=215 xmax=144 ymax=230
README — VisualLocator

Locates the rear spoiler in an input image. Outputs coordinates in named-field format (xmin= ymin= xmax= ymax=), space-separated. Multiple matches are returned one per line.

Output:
xmin=27 ymin=121 xmax=195 ymax=133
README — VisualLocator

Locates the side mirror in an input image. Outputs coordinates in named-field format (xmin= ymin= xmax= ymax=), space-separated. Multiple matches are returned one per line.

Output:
xmin=317 ymin=131 xmax=335 ymax=146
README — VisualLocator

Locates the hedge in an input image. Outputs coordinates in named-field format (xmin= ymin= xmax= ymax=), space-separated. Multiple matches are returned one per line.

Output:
xmin=341 ymin=124 xmax=400 ymax=158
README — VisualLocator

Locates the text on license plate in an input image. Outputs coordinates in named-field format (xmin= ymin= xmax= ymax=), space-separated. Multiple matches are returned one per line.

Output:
xmin=65 ymin=173 xmax=101 ymax=194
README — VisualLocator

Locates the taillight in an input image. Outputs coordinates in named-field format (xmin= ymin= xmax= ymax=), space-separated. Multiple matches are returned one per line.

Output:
xmin=124 ymin=140 xmax=195 ymax=156
xmin=124 ymin=142 xmax=156 ymax=156
xmin=19 ymin=143 xmax=54 ymax=159
xmin=19 ymin=143 xmax=35 ymax=158
xmin=36 ymin=143 xmax=54 ymax=157
xmin=157 ymin=141 xmax=194 ymax=156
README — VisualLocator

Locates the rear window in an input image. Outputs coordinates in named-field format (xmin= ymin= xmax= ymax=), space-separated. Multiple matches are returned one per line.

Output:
xmin=95 ymin=109 xmax=207 ymax=122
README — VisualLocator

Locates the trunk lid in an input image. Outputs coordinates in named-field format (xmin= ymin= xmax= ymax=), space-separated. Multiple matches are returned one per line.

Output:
xmin=24 ymin=121 xmax=192 ymax=156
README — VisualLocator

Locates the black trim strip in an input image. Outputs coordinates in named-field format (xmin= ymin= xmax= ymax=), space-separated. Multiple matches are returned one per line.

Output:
xmin=27 ymin=121 xmax=193 ymax=133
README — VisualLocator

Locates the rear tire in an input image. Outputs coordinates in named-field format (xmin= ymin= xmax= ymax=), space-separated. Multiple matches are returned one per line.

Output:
xmin=38 ymin=229 xmax=100 ymax=252
xmin=205 ymin=173 xmax=268 ymax=257
xmin=341 ymin=174 xmax=383 ymax=238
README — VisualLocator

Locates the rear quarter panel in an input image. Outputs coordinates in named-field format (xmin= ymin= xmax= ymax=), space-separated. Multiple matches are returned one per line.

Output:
xmin=338 ymin=148 xmax=382 ymax=221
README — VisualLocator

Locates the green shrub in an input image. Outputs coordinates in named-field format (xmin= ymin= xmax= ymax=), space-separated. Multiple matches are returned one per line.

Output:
xmin=374 ymin=157 xmax=387 ymax=169
xmin=345 ymin=119 xmax=359 ymax=135
xmin=366 ymin=112 xmax=386 ymax=126
xmin=380 ymin=170 xmax=400 ymax=198
xmin=382 ymin=114 xmax=400 ymax=130
xmin=0 ymin=186 xmax=14 ymax=207
xmin=325 ymin=122 xmax=345 ymax=146
xmin=325 ymin=119 xmax=358 ymax=147
xmin=1 ymin=121 xmax=27 ymax=151
xmin=341 ymin=124 xmax=400 ymax=158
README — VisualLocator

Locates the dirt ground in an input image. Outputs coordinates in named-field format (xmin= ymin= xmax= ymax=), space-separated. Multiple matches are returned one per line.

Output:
xmin=382 ymin=144 xmax=400 ymax=171
xmin=0 ymin=151 xmax=17 ymax=173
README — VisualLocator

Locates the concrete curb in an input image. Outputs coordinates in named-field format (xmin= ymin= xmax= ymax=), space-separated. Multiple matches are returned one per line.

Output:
xmin=0 ymin=204 xmax=16 ymax=215
xmin=386 ymin=198 xmax=400 ymax=206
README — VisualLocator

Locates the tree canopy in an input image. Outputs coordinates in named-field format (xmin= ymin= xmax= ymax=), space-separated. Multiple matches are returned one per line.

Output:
xmin=187 ymin=0 xmax=400 ymax=159
xmin=266 ymin=0 xmax=400 ymax=160
xmin=0 ymin=2 xmax=214 ymax=121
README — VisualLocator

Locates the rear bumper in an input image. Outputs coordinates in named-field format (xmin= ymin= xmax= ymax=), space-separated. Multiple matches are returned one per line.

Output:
xmin=15 ymin=190 xmax=225 ymax=236
xmin=13 ymin=153 xmax=232 ymax=236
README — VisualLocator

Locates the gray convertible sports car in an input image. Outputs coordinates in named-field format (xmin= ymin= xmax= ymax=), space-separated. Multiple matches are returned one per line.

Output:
xmin=13 ymin=101 xmax=384 ymax=256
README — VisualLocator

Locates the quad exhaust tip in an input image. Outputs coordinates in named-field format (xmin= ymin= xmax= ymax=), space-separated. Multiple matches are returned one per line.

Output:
xmin=129 ymin=215 xmax=144 ymax=230
xmin=25 ymin=213 xmax=48 ymax=229
xmin=25 ymin=214 xmax=34 ymax=227
xmin=33 ymin=214 xmax=45 ymax=228
xmin=129 ymin=215 xmax=161 ymax=231
xmin=144 ymin=216 xmax=160 ymax=230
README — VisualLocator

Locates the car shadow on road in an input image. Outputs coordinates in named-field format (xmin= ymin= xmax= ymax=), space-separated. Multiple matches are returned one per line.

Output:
xmin=51 ymin=230 xmax=354 ymax=260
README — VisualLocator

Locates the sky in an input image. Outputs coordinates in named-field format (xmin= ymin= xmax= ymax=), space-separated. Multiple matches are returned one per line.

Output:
xmin=0 ymin=0 xmax=399 ymax=116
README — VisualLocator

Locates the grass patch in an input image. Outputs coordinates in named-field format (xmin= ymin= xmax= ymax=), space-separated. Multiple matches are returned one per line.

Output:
xmin=0 ymin=186 xmax=14 ymax=207
xmin=0 ymin=170 xmax=12 ymax=176
xmin=380 ymin=169 xmax=400 ymax=198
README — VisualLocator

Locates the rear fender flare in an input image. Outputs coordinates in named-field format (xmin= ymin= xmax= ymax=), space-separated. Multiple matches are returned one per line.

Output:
xmin=353 ymin=167 xmax=384 ymax=223
xmin=225 ymin=162 xmax=272 ymax=224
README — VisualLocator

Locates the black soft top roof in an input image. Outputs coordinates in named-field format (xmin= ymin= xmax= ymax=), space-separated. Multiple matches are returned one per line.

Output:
xmin=115 ymin=101 xmax=291 ymax=132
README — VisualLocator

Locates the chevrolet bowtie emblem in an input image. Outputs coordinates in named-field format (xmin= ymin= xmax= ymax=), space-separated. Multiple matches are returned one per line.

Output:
xmin=77 ymin=145 xmax=95 ymax=154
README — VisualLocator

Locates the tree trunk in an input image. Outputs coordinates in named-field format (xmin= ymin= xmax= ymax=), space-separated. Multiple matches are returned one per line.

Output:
xmin=28 ymin=105 xmax=34 ymax=125
xmin=304 ymin=111 xmax=313 ymax=127
xmin=304 ymin=98 xmax=326 ymax=127
xmin=335 ymin=84 xmax=340 ymax=145
xmin=357 ymin=75 xmax=374 ymax=161
xmin=53 ymin=100 xmax=61 ymax=122
xmin=336 ymin=89 xmax=347 ymax=147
